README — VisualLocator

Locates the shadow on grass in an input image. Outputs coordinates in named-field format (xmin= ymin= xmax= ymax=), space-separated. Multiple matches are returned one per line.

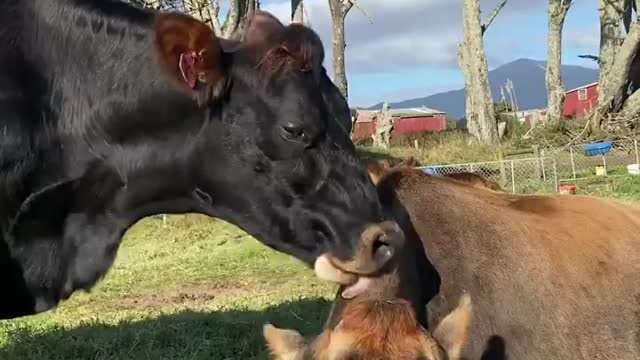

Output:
xmin=0 ymin=298 xmax=331 ymax=360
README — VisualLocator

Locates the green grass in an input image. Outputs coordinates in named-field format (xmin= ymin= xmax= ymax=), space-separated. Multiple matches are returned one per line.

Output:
xmin=0 ymin=215 xmax=336 ymax=360
xmin=357 ymin=131 xmax=501 ymax=165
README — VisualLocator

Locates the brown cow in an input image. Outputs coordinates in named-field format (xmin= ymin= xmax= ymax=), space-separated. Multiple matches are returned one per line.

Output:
xmin=366 ymin=157 xmax=503 ymax=192
xmin=264 ymin=293 xmax=473 ymax=360
xmin=265 ymin=163 xmax=640 ymax=360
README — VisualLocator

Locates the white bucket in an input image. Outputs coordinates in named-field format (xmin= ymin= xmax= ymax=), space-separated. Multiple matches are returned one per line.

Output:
xmin=627 ymin=163 xmax=640 ymax=175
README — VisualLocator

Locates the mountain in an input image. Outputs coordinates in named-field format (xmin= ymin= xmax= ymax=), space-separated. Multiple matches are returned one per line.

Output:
xmin=364 ymin=58 xmax=600 ymax=119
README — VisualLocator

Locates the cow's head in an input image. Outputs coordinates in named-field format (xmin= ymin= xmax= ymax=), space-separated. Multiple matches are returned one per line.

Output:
xmin=152 ymin=12 xmax=404 ymax=281
xmin=263 ymin=294 xmax=473 ymax=360
xmin=2 ymin=10 xmax=403 ymax=318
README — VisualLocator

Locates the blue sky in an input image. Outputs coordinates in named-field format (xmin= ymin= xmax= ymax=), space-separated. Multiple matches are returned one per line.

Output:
xmin=251 ymin=0 xmax=600 ymax=107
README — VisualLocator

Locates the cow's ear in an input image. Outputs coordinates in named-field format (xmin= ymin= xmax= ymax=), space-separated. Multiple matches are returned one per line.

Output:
xmin=365 ymin=159 xmax=390 ymax=185
xmin=431 ymin=293 xmax=473 ymax=360
xmin=153 ymin=13 xmax=226 ymax=102
xmin=263 ymin=323 xmax=306 ymax=359
xmin=244 ymin=11 xmax=323 ymax=76
xmin=243 ymin=11 xmax=286 ymax=49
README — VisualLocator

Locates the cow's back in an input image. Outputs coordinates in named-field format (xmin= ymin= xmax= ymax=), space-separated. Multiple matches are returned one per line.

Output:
xmin=387 ymin=171 xmax=640 ymax=360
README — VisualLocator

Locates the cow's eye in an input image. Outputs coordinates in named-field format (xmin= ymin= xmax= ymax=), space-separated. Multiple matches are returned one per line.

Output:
xmin=281 ymin=123 xmax=305 ymax=141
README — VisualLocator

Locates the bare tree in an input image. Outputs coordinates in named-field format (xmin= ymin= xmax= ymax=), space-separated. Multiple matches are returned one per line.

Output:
xmin=597 ymin=0 xmax=625 ymax=109
xmin=545 ymin=0 xmax=573 ymax=126
xmin=206 ymin=0 xmax=257 ymax=39
xmin=372 ymin=102 xmax=394 ymax=148
xmin=291 ymin=0 xmax=309 ymax=25
xmin=328 ymin=0 xmax=353 ymax=100
xmin=458 ymin=0 xmax=506 ymax=145
xmin=328 ymin=0 xmax=371 ymax=100
xmin=131 ymin=0 xmax=256 ymax=39
xmin=592 ymin=0 xmax=640 ymax=131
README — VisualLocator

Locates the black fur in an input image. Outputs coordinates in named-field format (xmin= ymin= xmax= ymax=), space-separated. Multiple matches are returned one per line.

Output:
xmin=0 ymin=0 xmax=386 ymax=319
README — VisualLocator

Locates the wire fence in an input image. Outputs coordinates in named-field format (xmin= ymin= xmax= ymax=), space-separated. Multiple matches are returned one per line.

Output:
xmin=541 ymin=139 xmax=640 ymax=183
xmin=418 ymin=157 xmax=559 ymax=194
xmin=417 ymin=139 xmax=640 ymax=194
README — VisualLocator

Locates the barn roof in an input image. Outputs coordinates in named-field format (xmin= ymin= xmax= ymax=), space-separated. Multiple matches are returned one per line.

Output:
xmin=566 ymin=81 xmax=598 ymax=94
xmin=390 ymin=106 xmax=446 ymax=116
xmin=355 ymin=106 xmax=446 ymax=123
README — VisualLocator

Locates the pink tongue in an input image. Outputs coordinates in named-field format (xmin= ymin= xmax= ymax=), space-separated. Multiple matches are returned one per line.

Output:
xmin=341 ymin=277 xmax=374 ymax=299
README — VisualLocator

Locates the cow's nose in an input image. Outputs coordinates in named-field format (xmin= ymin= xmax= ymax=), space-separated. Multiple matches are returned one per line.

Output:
xmin=372 ymin=236 xmax=394 ymax=266
xmin=361 ymin=220 xmax=404 ymax=273
xmin=327 ymin=220 xmax=405 ymax=276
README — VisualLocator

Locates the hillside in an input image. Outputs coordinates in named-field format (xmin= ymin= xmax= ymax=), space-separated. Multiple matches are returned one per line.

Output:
xmin=365 ymin=58 xmax=599 ymax=119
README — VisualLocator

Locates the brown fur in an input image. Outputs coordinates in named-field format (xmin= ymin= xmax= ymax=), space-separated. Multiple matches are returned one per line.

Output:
xmin=269 ymin=161 xmax=640 ymax=359
xmin=442 ymin=172 xmax=503 ymax=191
xmin=337 ymin=300 xmax=431 ymax=359
xmin=153 ymin=12 xmax=226 ymax=102
xmin=364 ymin=157 xmax=502 ymax=192
xmin=265 ymin=295 xmax=472 ymax=360
xmin=352 ymin=164 xmax=640 ymax=360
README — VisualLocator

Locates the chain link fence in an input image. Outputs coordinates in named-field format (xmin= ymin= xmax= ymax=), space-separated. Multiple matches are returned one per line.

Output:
xmin=416 ymin=139 xmax=640 ymax=194
xmin=417 ymin=157 xmax=559 ymax=194
xmin=541 ymin=139 xmax=640 ymax=183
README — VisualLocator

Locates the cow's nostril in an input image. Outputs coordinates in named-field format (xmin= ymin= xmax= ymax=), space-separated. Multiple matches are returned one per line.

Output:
xmin=373 ymin=239 xmax=394 ymax=265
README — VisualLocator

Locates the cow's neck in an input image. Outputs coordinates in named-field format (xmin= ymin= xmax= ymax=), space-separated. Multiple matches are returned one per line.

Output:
xmin=24 ymin=0 xmax=193 ymax=138
xmin=18 ymin=0 xmax=213 ymax=212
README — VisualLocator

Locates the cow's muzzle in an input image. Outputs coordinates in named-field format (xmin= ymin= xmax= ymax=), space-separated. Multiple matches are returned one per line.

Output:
xmin=314 ymin=220 xmax=404 ymax=298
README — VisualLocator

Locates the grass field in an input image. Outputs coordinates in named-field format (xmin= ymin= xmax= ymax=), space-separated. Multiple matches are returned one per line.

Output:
xmin=0 ymin=215 xmax=336 ymax=360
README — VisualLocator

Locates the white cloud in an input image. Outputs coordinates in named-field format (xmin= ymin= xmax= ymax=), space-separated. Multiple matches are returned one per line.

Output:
xmin=261 ymin=0 xmax=544 ymax=76
xmin=564 ymin=29 xmax=600 ymax=51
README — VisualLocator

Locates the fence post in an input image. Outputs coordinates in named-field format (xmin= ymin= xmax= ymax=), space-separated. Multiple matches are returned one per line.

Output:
xmin=510 ymin=160 xmax=516 ymax=193
xmin=635 ymin=139 xmax=639 ymax=171
xmin=569 ymin=147 xmax=576 ymax=179
xmin=498 ymin=149 xmax=507 ymax=186
xmin=540 ymin=156 xmax=547 ymax=181
xmin=162 ymin=214 xmax=167 ymax=227
xmin=468 ymin=163 xmax=474 ymax=172
xmin=533 ymin=145 xmax=541 ymax=179
xmin=553 ymin=158 xmax=559 ymax=192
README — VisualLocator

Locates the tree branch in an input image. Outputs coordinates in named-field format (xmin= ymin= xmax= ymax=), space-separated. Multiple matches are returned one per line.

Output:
xmin=599 ymin=19 xmax=640 ymax=109
xmin=578 ymin=54 xmax=601 ymax=63
xmin=618 ymin=82 xmax=640 ymax=118
xmin=347 ymin=0 xmax=373 ymax=23
xmin=481 ymin=0 xmax=507 ymax=35
xmin=222 ymin=0 xmax=242 ymax=38
xmin=209 ymin=0 xmax=222 ymax=36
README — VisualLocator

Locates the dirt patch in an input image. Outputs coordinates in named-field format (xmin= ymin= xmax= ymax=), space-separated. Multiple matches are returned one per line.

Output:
xmin=124 ymin=282 xmax=246 ymax=309
xmin=77 ymin=281 xmax=252 ymax=312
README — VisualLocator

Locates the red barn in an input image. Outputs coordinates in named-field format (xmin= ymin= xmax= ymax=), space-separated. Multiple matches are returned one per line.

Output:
xmin=352 ymin=107 xmax=446 ymax=141
xmin=563 ymin=82 xmax=598 ymax=118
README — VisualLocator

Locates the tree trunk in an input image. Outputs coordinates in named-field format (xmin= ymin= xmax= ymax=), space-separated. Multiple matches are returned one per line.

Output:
xmin=232 ymin=0 xmax=257 ymax=40
xmin=593 ymin=0 xmax=626 ymax=129
xmin=372 ymin=103 xmax=394 ymax=148
xmin=292 ymin=0 xmax=306 ymax=24
xmin=545 ymin=0 xmax=572 ymax=126
xmin=328 ymin=0 xmax=351 ymax=100
xmin=458 ymin=0 xmax=500 ymax=145
xmin=593 ymin=19 xmax=640 ymax=128
xmin=618 ymin=84 xmax=640 ymax=119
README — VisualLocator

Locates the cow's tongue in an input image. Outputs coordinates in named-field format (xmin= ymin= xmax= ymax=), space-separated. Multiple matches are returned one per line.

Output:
xmin=341 ymin=276 xmax=374 ymax=299
xmin=313 ymin=254 xmax=375 ymax=299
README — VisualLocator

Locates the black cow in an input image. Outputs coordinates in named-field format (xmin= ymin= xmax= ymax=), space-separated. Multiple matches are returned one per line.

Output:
xmin=0 ymin=1 xmax=403 ymax=319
